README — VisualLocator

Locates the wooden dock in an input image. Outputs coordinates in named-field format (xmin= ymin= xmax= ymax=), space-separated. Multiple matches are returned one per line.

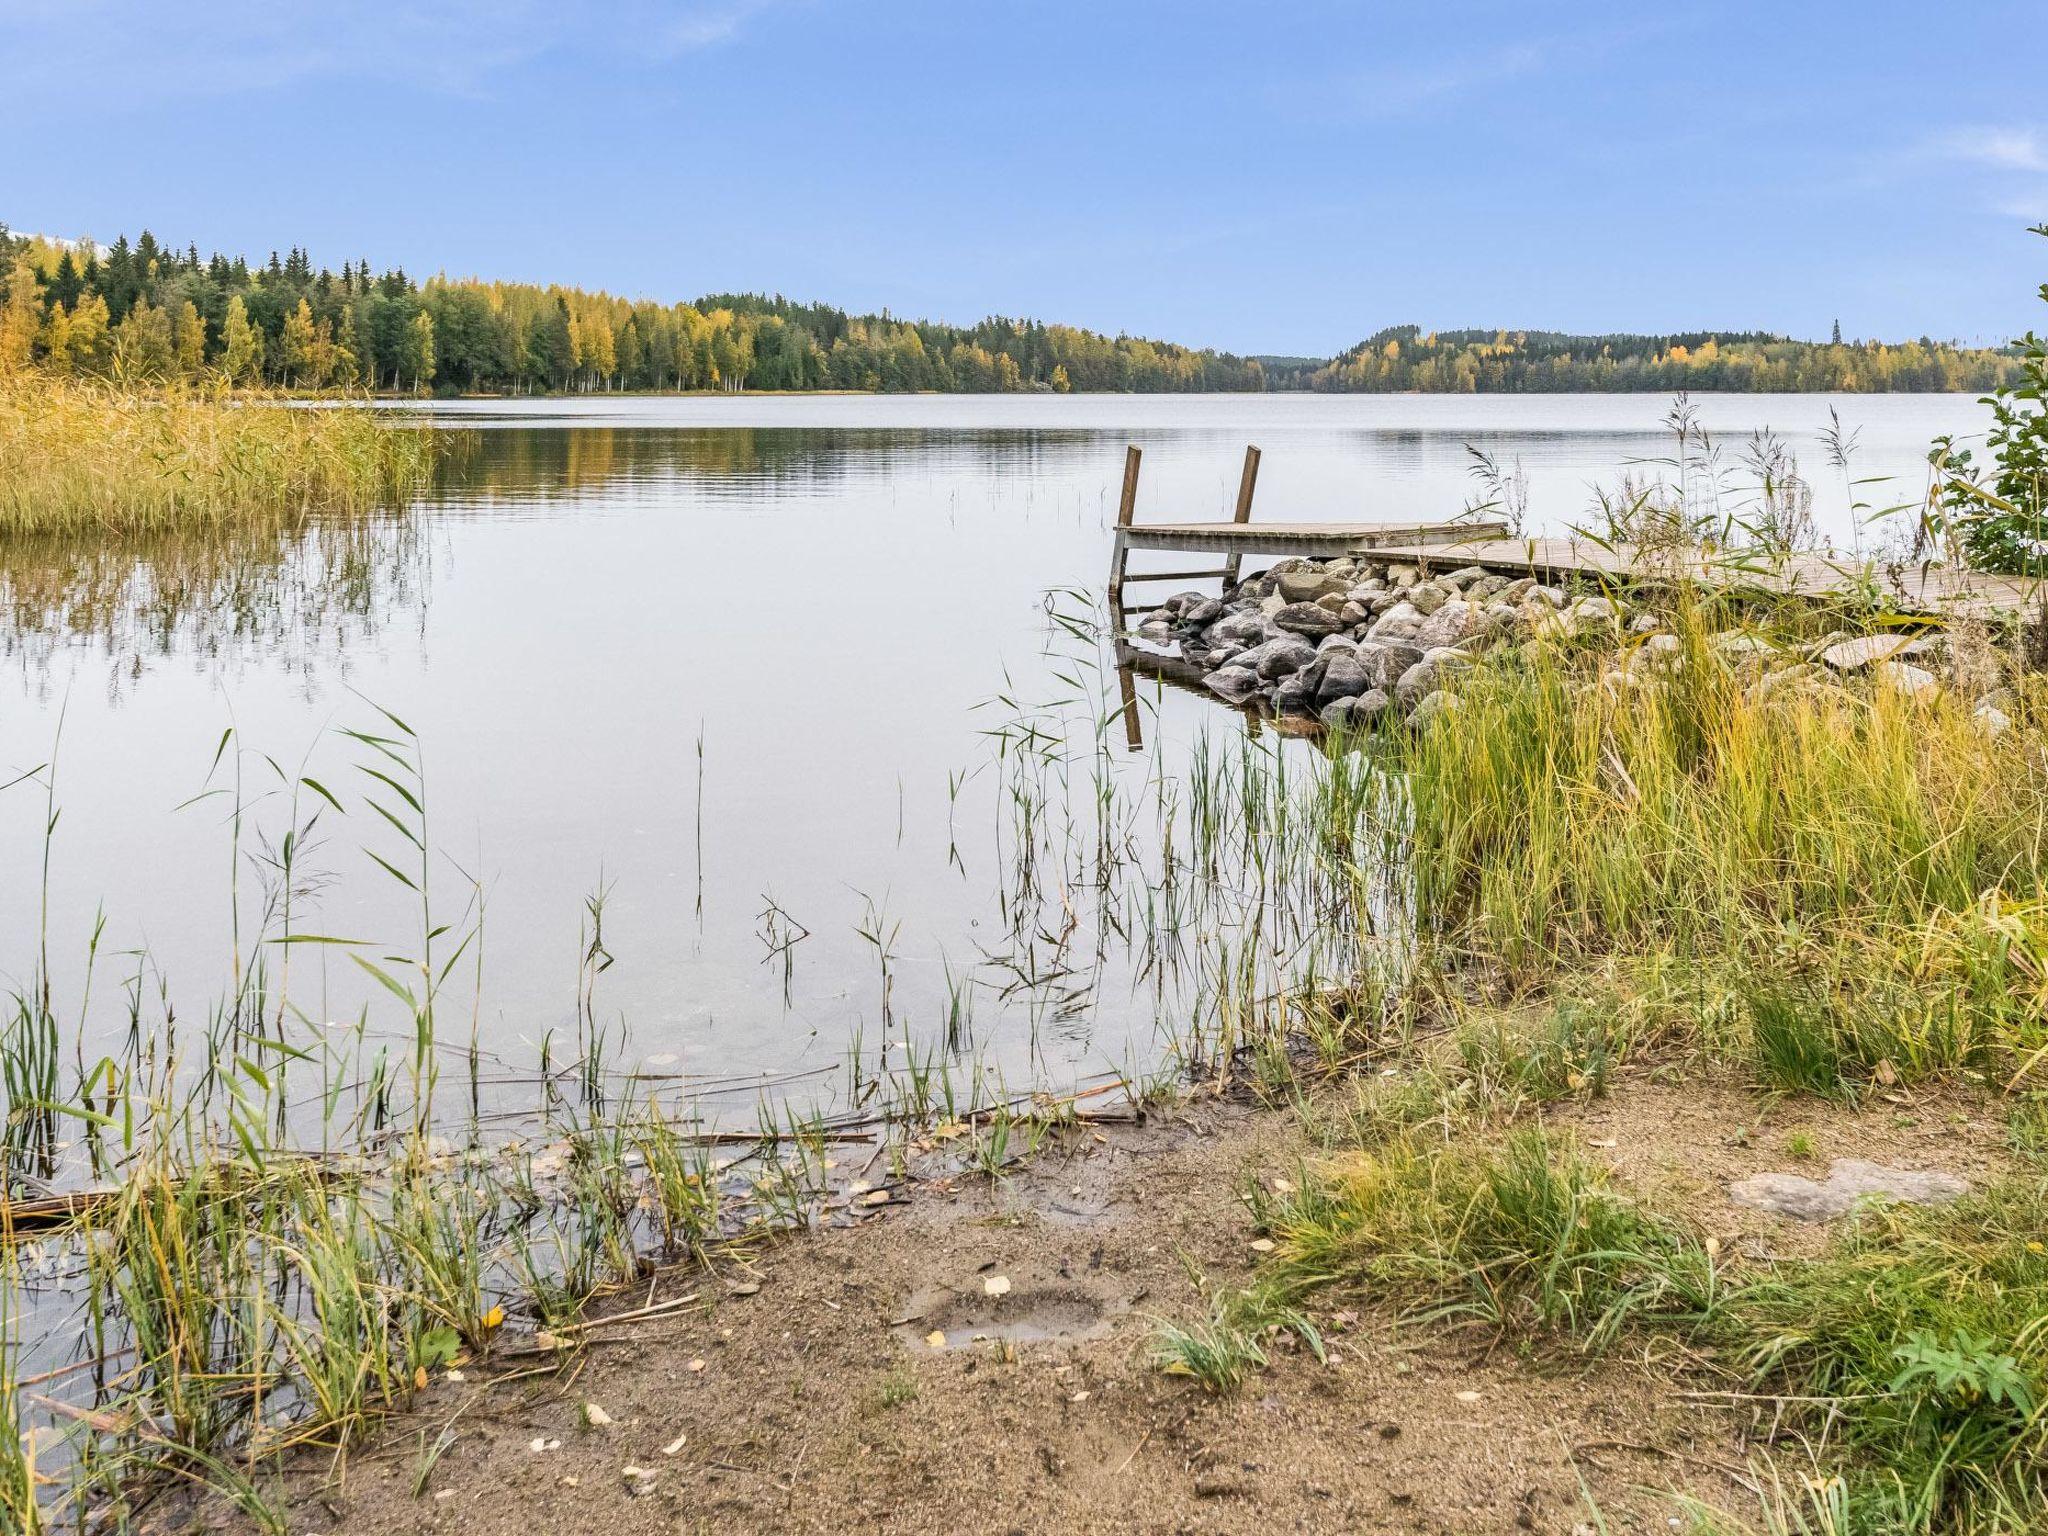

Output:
xmin=1103 ymin=446 xmax=2042 ymax=624
xmin=1358 ymin=535 xmax=2045 ymax=621
xmin=1107 ymin=445 xmax=1505 ymax=606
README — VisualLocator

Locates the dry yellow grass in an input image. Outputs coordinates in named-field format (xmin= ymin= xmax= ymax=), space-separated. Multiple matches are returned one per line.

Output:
xmin=0 ymin=375 xmax=443 ymax=536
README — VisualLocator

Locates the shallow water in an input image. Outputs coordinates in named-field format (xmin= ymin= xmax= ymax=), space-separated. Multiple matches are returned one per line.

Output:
xmin=0 ymin=392 xmax=1991 ymax=1128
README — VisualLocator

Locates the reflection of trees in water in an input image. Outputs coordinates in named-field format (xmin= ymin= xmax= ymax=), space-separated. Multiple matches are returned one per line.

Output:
xmin=0 ymin=513 xmax=431 ymax=698
xmin=429 ymin=425 xmax=1103 ymax=504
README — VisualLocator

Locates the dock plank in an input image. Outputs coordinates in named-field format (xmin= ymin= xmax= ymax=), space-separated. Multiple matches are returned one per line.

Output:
xmin=1121 ymin=519 xmax=1506 ymax=557
xmin=1356 ymin=535 xmax=2045 ymax=620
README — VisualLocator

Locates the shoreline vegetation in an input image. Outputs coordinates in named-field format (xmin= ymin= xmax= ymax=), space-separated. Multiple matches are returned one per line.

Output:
xmin=9 ymin=559 xmax=2048 ymax=1534
xmin=0 ymin=376 xmax=446 ymax=537
xmin=2 ymin=234 xmax=2046 ymax=1534
xmin=3 ymin=223 xmax=2026 ymax=397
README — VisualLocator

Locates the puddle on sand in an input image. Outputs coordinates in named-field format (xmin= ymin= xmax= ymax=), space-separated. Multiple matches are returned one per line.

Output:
xmin=898 ymin=1279 xmax=1121 ymax=1349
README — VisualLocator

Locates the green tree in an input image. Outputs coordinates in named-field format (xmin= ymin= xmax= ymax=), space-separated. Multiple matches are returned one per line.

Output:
xmin=403 ymin=308 xmax=436 ymax=390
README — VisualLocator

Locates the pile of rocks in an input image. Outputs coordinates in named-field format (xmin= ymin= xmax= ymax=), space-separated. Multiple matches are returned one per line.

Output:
xmin=1132 ymin=554 xmax=1633 ymax=730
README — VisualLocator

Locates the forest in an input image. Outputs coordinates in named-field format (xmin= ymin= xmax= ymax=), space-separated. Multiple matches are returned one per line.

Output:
xmin=0 ymin=225 xmax=2023 ymax=395
xmin=1284 ymin=324 xmax=2023 ymax=393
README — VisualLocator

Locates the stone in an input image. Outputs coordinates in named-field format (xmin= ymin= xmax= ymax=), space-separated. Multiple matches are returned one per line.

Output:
xmin=1728 ymin=1159 xmax=1970 ymax=1222
xmin=1387 ymin=564 xmax=1419 ymax=586
xmin=1272 ymin=672 xmax=1318 ymax=718
xmin=1350 ymin=687 xmax=1393 ymax=724
xmin=1359 ymin=641 xmax=1424 ymax=690
xmin=1315 ymin=592 xmax=1347 ymax=613
xmin=1875 ymin=660 xmax=1940 ymax=701
xmin=1628 ymin=612 xmax=1663 ymax=635
xmin=1272 ymin=602 xmax=1347 ymax=639
xmin=1257 ymin=594 xmax=1285 ymax=617
xmin=1821 ymin=633 xmax=1919 ymax=671
xmin=1406 ymin=582 xmax=1448 ymax=616
xmin=1500 ymin=577 xmax=1537 ymax=603
xmin=1467 ymin=574 xmax=1509 ymax=602
xmin=1135 ymin=620 xmax=1173 ymax=643
xmin=1974 ymin=702 xmax=2014 ymax=738
xmin=1713 ymin=632 xmax=1778 ymax=657
xmin=1278 ymin=569 xmax=1347 ymax=604
xmin=1318 ymin=694 xmax=1363 ymax=731
xmin=1202 ymin=666 xmax=1264 ymax=705
xmin=1315 ymin=647 xmax=1373 ymax=704
xmin=1182 ymin=597 xmax=1225 ymax=627
xmin=1570 ymin=595 xmax=1620 ymax=625
xmin=1442 ymin=566 xmax=1489 ymax=590
xmin=1367 ymin=602 xmax=1423 ymax=642
xmin=1394 ymin=648 xmax=1470 ymax=710
xmin=1407 ymin=691 xmax=1464 ymax=730
xmin=1412 ymin=599 xmax=1481 ymax=652
xmin=1236 ymin=635 xmax=1317 ymax=679
xmin=1338 ymin=600 xmax=1372 ymax=625
xmin=1208 ymin=612 xmax=1267 ymax=645
xmin=1525 ymin=600 xmax=1580 ymax=640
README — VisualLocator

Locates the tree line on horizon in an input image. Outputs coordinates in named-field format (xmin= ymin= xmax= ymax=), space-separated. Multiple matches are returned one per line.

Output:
xmin=0 ymin=225 xmax=2023 ymax=396
xmin=1287 ymin=324 xmax=2022 ymax=393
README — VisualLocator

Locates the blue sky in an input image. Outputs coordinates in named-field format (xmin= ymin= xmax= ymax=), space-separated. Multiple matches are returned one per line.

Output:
xmin=2 ymin=0 xmax=2043 ymax=356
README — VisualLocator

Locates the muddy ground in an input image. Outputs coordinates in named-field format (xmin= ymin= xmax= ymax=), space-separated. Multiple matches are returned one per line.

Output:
xmin=181 ymin=1064 xmax=2014 ymax=1536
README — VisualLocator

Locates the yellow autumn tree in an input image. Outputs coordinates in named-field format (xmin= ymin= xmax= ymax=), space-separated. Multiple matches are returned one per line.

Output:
xmin=221 ymin=294 xmax=263 ymax=384
xmin=172 ymin=299 xmax=207 ymax=376
xmin=0 ymin=254 xmax=42 ymax=373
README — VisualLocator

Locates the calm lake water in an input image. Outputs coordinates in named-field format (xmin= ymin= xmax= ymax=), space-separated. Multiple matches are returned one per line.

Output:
xmin=0 ymin=392 xmax=1992 ymax=1127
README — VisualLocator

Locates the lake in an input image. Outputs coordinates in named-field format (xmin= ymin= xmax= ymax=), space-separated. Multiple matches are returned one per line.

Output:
xmin=0 ymin=391 xmax=1990 ymax=1135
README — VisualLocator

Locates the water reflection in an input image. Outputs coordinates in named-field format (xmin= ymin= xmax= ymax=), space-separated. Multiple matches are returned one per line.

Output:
xmin=0 ymin=517 xmax=431 ymax=699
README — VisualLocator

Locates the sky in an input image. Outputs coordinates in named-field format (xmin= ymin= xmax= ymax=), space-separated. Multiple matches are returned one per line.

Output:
xmin=1 ymin=0 xmax=2043 ymax=357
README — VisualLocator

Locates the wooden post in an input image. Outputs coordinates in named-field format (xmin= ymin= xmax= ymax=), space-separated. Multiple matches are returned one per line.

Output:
xmin=1108 ymin=444 xmax=1142 ymax=609
xmin=1116 ymin=659 xmax=1143 ymax=753
xmin=1221 ymin=444 xmax=1261 ymax=587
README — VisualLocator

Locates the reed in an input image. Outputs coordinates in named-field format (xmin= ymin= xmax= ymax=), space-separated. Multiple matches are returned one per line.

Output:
xmin=1392 ymin=594 xmax=2048 ymax=1092
xmin=0 ymin=377 xmax=443 ymax=537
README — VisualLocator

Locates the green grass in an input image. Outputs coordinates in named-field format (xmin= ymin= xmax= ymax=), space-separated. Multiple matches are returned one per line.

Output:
xmin=1216 ymin=1122 xmax=2048 ymax=1534
xmin=1392 ymin=595 xmax=2048 ymax=1096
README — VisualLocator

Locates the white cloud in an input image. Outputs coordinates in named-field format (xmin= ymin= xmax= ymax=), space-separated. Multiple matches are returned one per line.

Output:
xmin=1932 ymin=126 xmax=2048 ymax=175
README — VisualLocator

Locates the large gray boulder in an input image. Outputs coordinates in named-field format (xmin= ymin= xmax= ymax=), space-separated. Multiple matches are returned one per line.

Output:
xmin=1234 ymin=634 xmax=1318 ymax=679
xmin=1277 ymin=569 xmax=1348 ymax=604
xmin=1315 ymin=647 xmax=1373 ymax=704
xmin=1406 ymin=582 xmax=1449 ymax=616
xmin=1358 ymin=640 xmax=1424 ymax=691
xmin=1272 ymin=602 xmax=1347 ymax=639
xmin=1395 ymin=647 xmax=1472 ymax=710
xmin=1367 ymin=602 xmax=1424 ymax=642
xmin=1413 ymin=599 xmax=1482 ymax=652
xmin=1203 ymin=666 xmax=1264 ymax=705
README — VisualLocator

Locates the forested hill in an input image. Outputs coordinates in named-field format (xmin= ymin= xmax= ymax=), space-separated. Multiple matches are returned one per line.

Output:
xmin=0 ymin=226 xmax=2022 ymax=394
xmin=1274 ymin=325 xmax=2022 ymax=393
xmin=0 ymin=228 xmax=1261 ymax=393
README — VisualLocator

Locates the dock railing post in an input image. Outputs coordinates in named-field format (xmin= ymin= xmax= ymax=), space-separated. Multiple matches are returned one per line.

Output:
xmin=1221 ymin=444 xmax=1260 ymax=588
xmin=1108 ymin=444 xmax=1142 ymax=611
